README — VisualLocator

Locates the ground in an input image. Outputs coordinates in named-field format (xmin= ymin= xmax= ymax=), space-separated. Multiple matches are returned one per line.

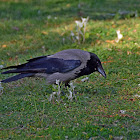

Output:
xmin=0 ymin=0 xmax=140 ymax=139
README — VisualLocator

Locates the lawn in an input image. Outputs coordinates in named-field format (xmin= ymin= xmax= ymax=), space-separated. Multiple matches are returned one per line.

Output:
xmin=0 ymin=0 xmax=140 ymax=139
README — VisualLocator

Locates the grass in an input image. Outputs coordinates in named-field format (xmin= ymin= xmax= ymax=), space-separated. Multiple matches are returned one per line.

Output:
xmin=0 ymin=0 xmax=140 ymax=139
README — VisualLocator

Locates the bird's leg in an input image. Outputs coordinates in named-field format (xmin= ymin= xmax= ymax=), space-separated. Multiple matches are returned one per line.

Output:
xmin=59 ymin=82 xmax=70 ymax=96
xmin=60 ymin=84 xmax=67 ymax=96
xmin=61 ymin=85 xmax=66 ymax=96
xmin=65 ymin=82 xmax=70 ymax=88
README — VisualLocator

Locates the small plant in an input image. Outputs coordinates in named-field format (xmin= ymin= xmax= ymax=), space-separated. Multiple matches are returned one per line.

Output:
xmin=48 ymin=79 xmax=62 ymax=102
xmin=48 ymin=91 xmax=57 ymax=102
xmin=70 ymin=17 xmax=89 ymax=44
xmin=55 ymin=79 xmax=61 ymax=101
xmin=119 ymin=110 xmax=126 ymax=114
xmin=115 ymin=29 xmax=123 ymax=43
xmin=48 ymin=80 xmax=77 ymax=102
xmin=66 ymin=82 xmax=76 ymax=101
xmin=81 ymin=17 xmax=89 ymax=42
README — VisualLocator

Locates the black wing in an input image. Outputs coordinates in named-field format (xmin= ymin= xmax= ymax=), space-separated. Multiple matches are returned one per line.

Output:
xmin=2 ymin=57 xmax=81 ymax=74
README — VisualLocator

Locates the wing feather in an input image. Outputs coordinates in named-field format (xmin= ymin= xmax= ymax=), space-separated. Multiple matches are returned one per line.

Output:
xmin=2 ymin=57 xmax=81 ymax=74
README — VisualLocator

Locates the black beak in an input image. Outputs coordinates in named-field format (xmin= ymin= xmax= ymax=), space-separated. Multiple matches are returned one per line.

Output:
xmin=97 ymin=65 xmax=106 ymax=78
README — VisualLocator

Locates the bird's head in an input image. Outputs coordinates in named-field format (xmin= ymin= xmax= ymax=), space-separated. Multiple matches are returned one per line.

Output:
xmin=90 ymin=53 xmax=106 ymax=78
xmin=95 ymin=60 xmax=106 ymax=78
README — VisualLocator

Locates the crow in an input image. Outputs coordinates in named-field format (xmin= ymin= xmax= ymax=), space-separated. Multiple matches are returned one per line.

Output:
xmin=1 ymin=49 xmax=106 ymax=86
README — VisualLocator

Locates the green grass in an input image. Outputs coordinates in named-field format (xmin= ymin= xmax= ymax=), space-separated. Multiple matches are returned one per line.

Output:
xmin=0 ymin=0 xmax=140 ymax=139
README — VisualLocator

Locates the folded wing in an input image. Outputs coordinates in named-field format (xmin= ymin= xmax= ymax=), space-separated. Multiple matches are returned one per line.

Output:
xmin=2 ymin=57 xmax=81 ymax=74
xmin=1 ymin=56 xmax=81 ymax=83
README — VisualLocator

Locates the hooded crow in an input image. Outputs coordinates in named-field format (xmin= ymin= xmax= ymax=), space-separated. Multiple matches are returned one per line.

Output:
xmin=1 ymin=49 xmax=106 ymax=86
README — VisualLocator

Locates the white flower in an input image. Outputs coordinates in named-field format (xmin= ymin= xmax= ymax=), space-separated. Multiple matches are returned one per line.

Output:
xmin=47 ymin=15 xmax=51 ymax=19
xmin=52 ymin=84 xmax=57 ymax=89
xmin=67 ymin=89 xmax=73 ymax=100
xmin=70 ymin=31 xmax=75 ymax=36
xmin=52 ymin=92 xmax=56 ymax=95
xmin=48 ymin=92 xmax=56 ymax=102
xmin=134 ymin=94 xmax=140 ymax=98
xmin=117 ymin=30 xmax=123 ymax=39
xmin=76 ymin=36 xmax=80 ymax=40
xmin=65 ymin=136 xmax=68 ymax=139
xmin=81 ymin=77 xmax=89 ymax=82
xmin=66 ymin=82 xmax=76 ymax=100
xmin=56 ymin=79 xmax=60 ymax=85
xmin=48 ymin=94 xmax=53 ymax=102
xmin=120 ymin=110 xmax=126 ymax=114
xmin=69 ymin=82 xmax=76 ymax=89
xmin=75 ymin=21 xmax=83 ymax=28
xmin=69 ymin=82 xmax=73 ymax=87
xmin=81 ymin=17 xmax=89 ymax=26
xmin=116 ymin=30 xmax=123 ymax=43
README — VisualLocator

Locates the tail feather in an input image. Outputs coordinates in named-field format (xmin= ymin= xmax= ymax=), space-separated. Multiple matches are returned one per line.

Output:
xmin=1 ymin=73 xmax=34 ymax=83
xmin=1 ymin=69 xmax=20 ymax=74
xmin=2 ymin=63 xmax=26 ymax=70
xmin=1 ymin=68 xmax=47 ymax=74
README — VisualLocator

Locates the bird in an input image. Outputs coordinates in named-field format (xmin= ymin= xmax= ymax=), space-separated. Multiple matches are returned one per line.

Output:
xmin=1 ymin=49 xmax=106 ymax=87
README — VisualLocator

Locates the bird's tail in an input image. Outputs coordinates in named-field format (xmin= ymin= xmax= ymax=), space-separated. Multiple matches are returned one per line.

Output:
xmin=1 ymin=73 xmax=34 ymax=83
xmin=1 ymin=68 xmax=46 ymax=74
